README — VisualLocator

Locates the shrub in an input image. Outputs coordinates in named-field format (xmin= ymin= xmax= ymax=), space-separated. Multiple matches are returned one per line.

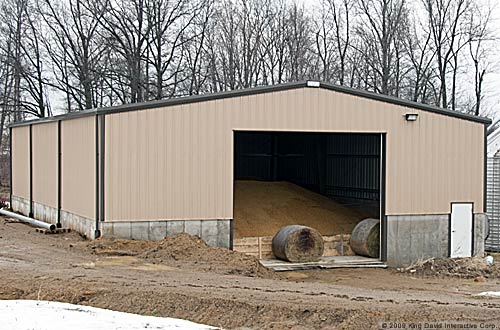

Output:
xmin=0 ymin=197 xmax=8 ymax=209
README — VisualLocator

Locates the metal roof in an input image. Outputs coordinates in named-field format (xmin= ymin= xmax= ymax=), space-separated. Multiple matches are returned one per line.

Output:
xmin=9 ymin=81 xmax=492 ymax=127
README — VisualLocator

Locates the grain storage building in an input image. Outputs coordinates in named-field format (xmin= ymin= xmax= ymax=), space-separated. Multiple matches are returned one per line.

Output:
xmin=9 ymin=81 xmax=490 ymax=266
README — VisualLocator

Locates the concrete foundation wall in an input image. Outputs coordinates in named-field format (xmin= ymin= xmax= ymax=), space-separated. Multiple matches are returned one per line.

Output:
xmin=11 ymin=196 xmax=30 ymax=216
xmin=11 ymin=194 xmax=488 ymax=260
xmin=61 ymin=210 xmax=96 ymax=239
xmin=11 ymin=195 xmax=231 ymax=247
xmin=474 ymin=214 xmax=487 ymax=256
xmin=12 ymin=195 xmax=97 ymax=239
xmin=101 ymin=219 xmax=231 ymax=248
xmin=34 ymin=202 xmax=58 ymax=225
xmin=386 ymin=213 xmax=487 ymax=267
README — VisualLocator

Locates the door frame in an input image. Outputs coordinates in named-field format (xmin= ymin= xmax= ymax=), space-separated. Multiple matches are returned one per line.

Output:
xmin=448 ymin=202 xmax=474 ymax=258
xmin=231 ymin=130 xmax=388 ymax=262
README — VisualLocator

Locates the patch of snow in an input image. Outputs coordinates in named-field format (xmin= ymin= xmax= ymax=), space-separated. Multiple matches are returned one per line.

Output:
xmin=0 ymin=300 xmax=218 ymax=330
xmin=475 ymin=291 xmax=500 ymax=298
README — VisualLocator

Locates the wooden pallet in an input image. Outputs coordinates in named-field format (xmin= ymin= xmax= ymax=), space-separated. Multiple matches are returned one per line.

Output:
xmin=260 ymin=256 xmax=387 ymax=271
xmin=233 ymin=234 xmax=355 ymax=260
xmin=35 ymin=228 xmax=71 ymax=235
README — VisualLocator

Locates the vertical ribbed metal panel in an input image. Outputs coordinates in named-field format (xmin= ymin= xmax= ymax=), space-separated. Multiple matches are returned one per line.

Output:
xmin=234 ymin=132 xmax=273 ymax=180
xmin=32 ymin=122 xmax=58 ymax=208
xmin=11 ymin=126 xmax=30 ymax=200
xmin=104 ymin=87 xmax=485 ymax=221
xmin=61 ymin=117 xmax=95 ymax=219
xmin=276 ymin=133 xmax=320 ymax=189
xmin=486 ymin=157 xmax=500 ymax=251
xmin=325 ymin=134 xmax=380 ymax=200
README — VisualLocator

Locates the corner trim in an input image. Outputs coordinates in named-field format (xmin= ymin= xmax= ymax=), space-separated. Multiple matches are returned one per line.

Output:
xmin=448 ymin=213 xmax=452 ymax=258
xmin=9 ymin=127 xmax=12 ymax=207
xmin=471 ymin=211 xmax=476 ymax=256
xmin=484 ymin=125 xmax=487 ymax=213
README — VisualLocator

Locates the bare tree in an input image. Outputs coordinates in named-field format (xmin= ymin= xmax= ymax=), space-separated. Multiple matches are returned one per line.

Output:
xmin=145 ymin=0 xmax=198 ymax=99
xmin=356 ymin=0 xmax=409 ymax=95
xmin=467 ymin=3 xmax=492 ymax=116
xmin=40 ymin=0 xmax=108 ymax=110
xmin=404 ymin=18 xmax=436 ymax=103
xmin=260 ymin=0 xmax=289 ymax=85
xmin=100 ymin=0 xmax=152 ymax=103
xmin=182 ymin=0 xmax=214 ymax=95
xmin=0 ymin=0 xmax=496 ymax=121
xmin=315 ymin=0 xmax=352 ymax=84
xmin=286 ymin=3 xmax=312 ymax=81
xmin=238 ymin=0 xmax=270 ymax=88
xmin=422 ymin=0 xmax=470 ymax=108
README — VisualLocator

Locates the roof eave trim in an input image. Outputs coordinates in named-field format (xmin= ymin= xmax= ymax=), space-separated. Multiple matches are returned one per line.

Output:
xmin=9 ymin=80 xmax=491 ymax=127
xmin=319 ymin=82 xmax=491 ymax=125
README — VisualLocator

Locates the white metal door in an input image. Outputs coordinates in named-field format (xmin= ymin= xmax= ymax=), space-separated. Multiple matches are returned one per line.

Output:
xmin=450 ymin=203 xmax=473 ymax=258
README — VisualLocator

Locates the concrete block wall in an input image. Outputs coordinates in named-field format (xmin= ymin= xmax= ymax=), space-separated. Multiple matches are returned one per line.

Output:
xmin=101 ymin=219 xmax=232 ymax=248
xmin=60 ymin=210 xmax=96 ymax=239
xmin=11 ymin=195 xmax=232 ymax=247
xmin=11 ymin=196 xmax=30 ymax=216
xmin=33 ymin=202 xmax=58 ymax=226
xmin=386 ymin=213 xmax=488 ymax=267
xmin=11 ymin=195 xmax=97 ymax=239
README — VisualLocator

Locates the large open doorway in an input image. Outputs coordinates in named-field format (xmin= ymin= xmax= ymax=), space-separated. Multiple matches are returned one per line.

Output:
xmin=232 ymin=131 xmax=386 ymax=267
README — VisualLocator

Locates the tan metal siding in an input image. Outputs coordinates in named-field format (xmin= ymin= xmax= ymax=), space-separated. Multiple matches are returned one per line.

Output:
xmin=11 ymin=126 xmax=30 ymax=200
xmin=32 ymin=122 xmax=58 ymax=208
xmin=105 ymin=87 xmax=484 ymax=221
xmin=61 ymin=117 xmax=95 ymax=219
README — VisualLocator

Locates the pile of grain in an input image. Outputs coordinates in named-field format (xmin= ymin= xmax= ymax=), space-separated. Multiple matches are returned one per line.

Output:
xmin=234 ymin=180 xmax=368 ymax=238
xmin=89 ymin=233 xmax=276 ymax=278
xmin=400 ymin=257 xmax=500 ymax=279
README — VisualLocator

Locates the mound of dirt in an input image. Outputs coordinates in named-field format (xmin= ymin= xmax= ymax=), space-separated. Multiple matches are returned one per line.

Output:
xmin=400 ymin=257 xmax=500 ymax=279
xmin=234 ymin=180 xmax=369 ymax=238
xmin=89 ymin=233 xmax=276 ymax=279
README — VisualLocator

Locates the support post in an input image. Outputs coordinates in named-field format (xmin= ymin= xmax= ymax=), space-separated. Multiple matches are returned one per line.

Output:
xmin=29 ymin=124 xmax=33 ymax=218
xmin=57 ymin=120 xmax=62 ymax=228
xmin=380 ymin=134 xmax=387 ymax=262
xmin=316 ymin=134 xmax=326 ymax=194
xmin=94 ymin=115 xmax=100 ymax=238
xmin=270 ymin=133 xmax=278 ymax=181
xmin=100 ymin=114 xmax=105 ymax=224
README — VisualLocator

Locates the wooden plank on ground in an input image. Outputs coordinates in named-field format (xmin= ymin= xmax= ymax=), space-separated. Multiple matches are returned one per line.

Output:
xmin=260 ymin=256 xmax=387 ymax=271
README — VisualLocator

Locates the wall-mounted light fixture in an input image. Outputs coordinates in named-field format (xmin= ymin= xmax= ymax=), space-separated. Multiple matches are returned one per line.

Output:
xmin=405 ymin=113 xmax=419 ymax=121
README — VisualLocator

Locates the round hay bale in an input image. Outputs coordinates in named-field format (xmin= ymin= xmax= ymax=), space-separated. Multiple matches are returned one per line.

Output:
xmin=350 ymin=218 xmax=380 ymax=258
xmin=272 ymin=225 xmax=324 ymax=262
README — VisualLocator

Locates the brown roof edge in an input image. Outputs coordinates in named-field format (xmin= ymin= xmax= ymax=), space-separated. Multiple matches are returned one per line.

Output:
xmin=319 ymin=82 xmax=491 ymax=125
xmin=9 ymin=80 xmax=492 ymax=128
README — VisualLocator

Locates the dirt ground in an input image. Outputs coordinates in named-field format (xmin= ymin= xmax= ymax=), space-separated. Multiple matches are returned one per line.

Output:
xmin=1 ymin=218 xmax=500 ymax=329
xmin=400 ymin=257 xmax=500 ymax=279
xmin=234 ymin=180 xmax=369 ymax=237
